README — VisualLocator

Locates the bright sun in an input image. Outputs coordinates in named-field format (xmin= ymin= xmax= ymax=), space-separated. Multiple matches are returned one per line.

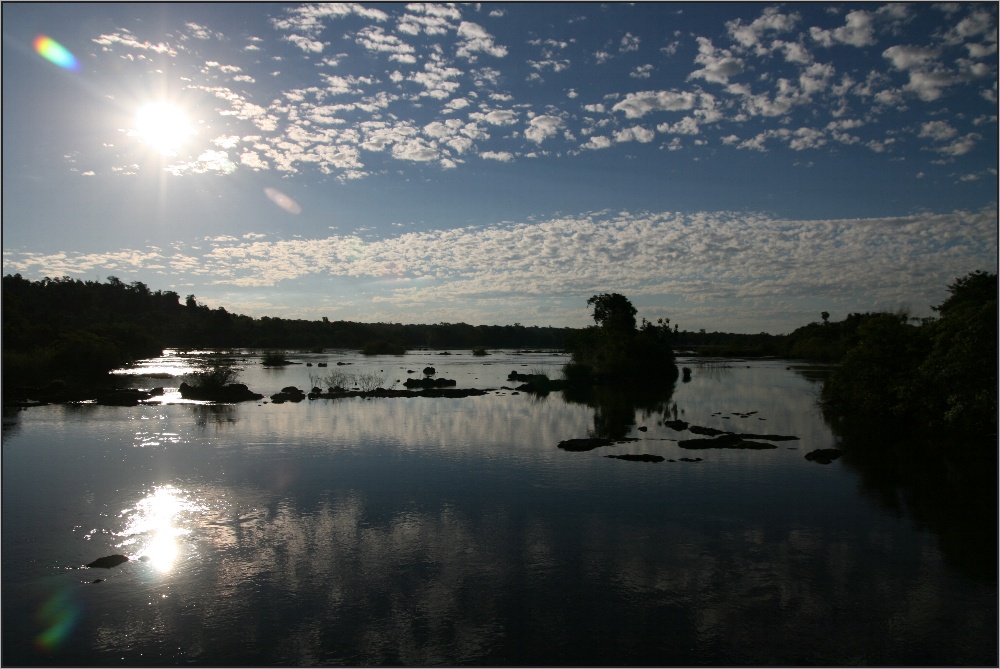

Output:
xmin=134 ymin=101 xmax=195 ymax=157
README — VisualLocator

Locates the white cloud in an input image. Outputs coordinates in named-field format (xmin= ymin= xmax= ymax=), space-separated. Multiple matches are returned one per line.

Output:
xmin=918 ymin=120 xmax=958 ymax=141
xmin=689 ymin=37 xmax=744 ymax=84
xmin=456 ymin=21 xmax=508 ymax=60
xmin=524 ymin=115 xmax=563 ymax=144
xmin=283 ymin=34 xmax=325 ymax=53
xmin=614 ymin=126 xmax=655 ymax=143
xmin=630 ymin=64 xmax=654 ymax=79
xmin=13 ymin=208 xmax=995 ymax=331
xmin=392 ymin=138 xmax=439 ymax=162
xmin=936 ymin=132 xmax=981 ymax=156
xmin=619 ymin=33 xmax=640 ymax=52
xmin=612 ymin=90 xmax=699 ymax=118
xmin=810 ymin=9 xmax=876 ymax=48
xmin=657 ymin=117 xmax=700 ymax=135
xmin=480 ymin=151 xmax=514 ymax=162
xmin=727 ymin=7 xmax=800 ymax=49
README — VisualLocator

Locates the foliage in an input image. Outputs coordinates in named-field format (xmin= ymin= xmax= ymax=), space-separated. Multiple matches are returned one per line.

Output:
xmin=361 ymin=340 xmax=407 ymax=355
xmin=314 ymin=369 xmax=392 ymax=392
xmin=821 ymin=271 xmax=997 ymax=437
xmin=188 ymin=359 xmax=241 ymax=389
xmin=565 ymin=293 xmax=677 ymax=385
xmin=586 ymin=293 xmax=637 ymax=334
xmin=261 ymin=350 xmax=290 ymax=366
xmin=919 ymin=271 xmax=998 ymax=432
xmin=820 ymin=313 xmax=931 ymax=418
xmin=1 ymin=274 xmax=571 ymax=389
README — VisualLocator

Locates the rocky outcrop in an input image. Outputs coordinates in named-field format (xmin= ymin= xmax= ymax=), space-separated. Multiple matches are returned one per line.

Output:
xmin=179 ymin=382 xmax=264 ymax=403
xmin=87 ymin=554 xmax=129 ymax=569
xmin=307 ymin=387 xmax=489 ymax=399
xmin=558 ymin=437 xmax=615 ymax=451
xmin=404 ymin=377 xmax=457 ymax=388
xmin=606 ymin=453 xmax=664 ymax=463
xmin=805 ymin=448 xmax=843 ymax=464
xmin=679 ymin=433 xmax=777 ymax=449
xmin=688 ymin=425 xmax=729 ymax=437
xmin=270 ymin=386 xmax=307 ymax=403
xmin=557 ymin=437 xmax=638 ymax=452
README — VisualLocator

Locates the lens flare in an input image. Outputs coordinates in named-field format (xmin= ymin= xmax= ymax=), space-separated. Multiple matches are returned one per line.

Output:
xmin=34 ymin=588 xmax=80 ymax=652
xmin=264 ymin=187 xmax=302 ymax=215
xmin=33 ymin=35 xmax=81 ymax=72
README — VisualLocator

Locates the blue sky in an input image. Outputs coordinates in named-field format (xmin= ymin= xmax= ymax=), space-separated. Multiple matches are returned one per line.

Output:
xmin=2 ymin=2 xmax=996 ymax=333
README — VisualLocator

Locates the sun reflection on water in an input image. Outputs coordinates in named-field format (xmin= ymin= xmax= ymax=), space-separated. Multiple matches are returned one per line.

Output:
xmin=117 ymin=486 xmax=208 ymax=573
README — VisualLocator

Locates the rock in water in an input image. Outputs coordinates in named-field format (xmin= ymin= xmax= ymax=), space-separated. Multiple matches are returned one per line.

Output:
xmin=805 ymin=448 xmax=843 ymax=464
xmin=606 ymin=453 xmax=664 ymax=463
xmin=87 ymin=554 xmax=129 ymax=569
xmin=557 ymin=438 xmax=614 ymax=451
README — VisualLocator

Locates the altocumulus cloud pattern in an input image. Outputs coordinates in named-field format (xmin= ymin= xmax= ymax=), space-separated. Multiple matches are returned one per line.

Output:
xmin=2 ymin=2 xmax=996 ymax=331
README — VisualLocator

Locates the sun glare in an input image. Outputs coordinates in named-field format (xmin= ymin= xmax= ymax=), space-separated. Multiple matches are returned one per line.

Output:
xmin=133 ymin=102 xmax=195 ymax=157
xmin=118 ymin=485 xmax=203 ymax=573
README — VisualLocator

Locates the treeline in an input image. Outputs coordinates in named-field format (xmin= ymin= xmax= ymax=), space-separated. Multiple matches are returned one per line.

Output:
xmin=1 ymin=273 xmax=571 ymax=385
xmin=821 ymin=270 xmax=997 ymax=437
xmin=672 ymin=312 xmax=936 ymax=360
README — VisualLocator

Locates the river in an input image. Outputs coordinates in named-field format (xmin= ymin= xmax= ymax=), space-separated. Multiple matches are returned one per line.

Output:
xmin=2 ymin=349 xmax=995 ymax=665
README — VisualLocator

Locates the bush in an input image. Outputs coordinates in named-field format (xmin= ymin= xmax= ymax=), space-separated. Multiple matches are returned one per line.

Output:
xmin=188 ymin=360 xmax=240 ymax=389
xmin=261 ymin=350 xmax=290 ymax=366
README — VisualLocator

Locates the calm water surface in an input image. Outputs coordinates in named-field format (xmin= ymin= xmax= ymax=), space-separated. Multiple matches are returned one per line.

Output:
xmin=3 ymin=350 xmax=996 ymax=666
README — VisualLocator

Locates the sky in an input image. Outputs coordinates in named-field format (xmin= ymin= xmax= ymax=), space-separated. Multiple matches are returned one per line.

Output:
xmin=2 ymin=2 xmax=997 ymax=334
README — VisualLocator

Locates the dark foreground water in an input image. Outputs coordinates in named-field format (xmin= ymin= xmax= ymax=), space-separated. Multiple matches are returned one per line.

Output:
xmin=3 ymin=351 xmax=996 ymax=666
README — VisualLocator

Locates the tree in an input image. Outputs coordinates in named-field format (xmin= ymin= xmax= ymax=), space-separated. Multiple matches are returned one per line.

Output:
xmin=920 ymin=271 xmax=997 ymax=432
xmin=821 ymin=311 xmax=830 ymax=324
xmin=566 ymin=293 xmax=676 ymax=385
xmin=587 ymin=293 xmax=637 ymax=334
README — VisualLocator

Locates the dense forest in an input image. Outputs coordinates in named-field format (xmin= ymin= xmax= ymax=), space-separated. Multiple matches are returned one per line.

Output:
xmin=1 ymin=273 xmax=574 ymax=385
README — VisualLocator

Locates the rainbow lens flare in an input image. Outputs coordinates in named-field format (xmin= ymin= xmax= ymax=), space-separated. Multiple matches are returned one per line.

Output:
xmin=34 ymin=35 xmax=81 ymax=72
xmin=34 ymin=588 xmax=80 ymax=652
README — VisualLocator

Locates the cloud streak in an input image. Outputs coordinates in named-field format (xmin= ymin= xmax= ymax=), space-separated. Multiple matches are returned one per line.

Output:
xmin=5 ymin=207 xmax=995 ymax=332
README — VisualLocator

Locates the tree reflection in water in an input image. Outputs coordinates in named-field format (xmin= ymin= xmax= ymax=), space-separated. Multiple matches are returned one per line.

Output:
xmin=562 ymin=381 xmax=676 ymax=441
xmin=824 ymin=411 xmax=998 ymax=584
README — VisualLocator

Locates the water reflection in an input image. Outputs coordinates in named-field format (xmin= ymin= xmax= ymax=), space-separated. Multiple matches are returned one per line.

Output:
xmin=116 ymin=485 xmax=209 ymax=573
xmin=563 ymin=382 xmax=676 ymax=440
xmin=825 ymin=414 xmax=998 ymax=584
xmin=2 ymin=355 xmax=996 ymax=666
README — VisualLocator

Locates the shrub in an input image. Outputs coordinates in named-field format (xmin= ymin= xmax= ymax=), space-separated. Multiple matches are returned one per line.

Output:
xmin=261 ymin=350 xmax=290 ymax=366
xmin=188 ymin=360 xmax=240 ymax=389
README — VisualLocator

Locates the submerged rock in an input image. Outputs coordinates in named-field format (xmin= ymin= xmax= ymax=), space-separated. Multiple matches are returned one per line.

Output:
xmin=688 ymin=425 xmax=729 ymax=437
xmin=558 ymin=438 xmax=615 ymax=452
xmin=179 ymin=382 xmax=264 ymax=403
xmin=87 ymin=554 xmax=129 ymax=569
xmin=663 ymin=419 xmax=689 ymax=431
xmin=606 ymin=453 xmax=664 ymax=463
xmin=404 ymin=377 xmax=457 ymax=388
xmin=805 ymin=448 xmax=843 ymax=464
xmin=270 ymin=386 xmax=307 ymax=403
xmin=679 ymin=433 xmax=777 ymax=449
